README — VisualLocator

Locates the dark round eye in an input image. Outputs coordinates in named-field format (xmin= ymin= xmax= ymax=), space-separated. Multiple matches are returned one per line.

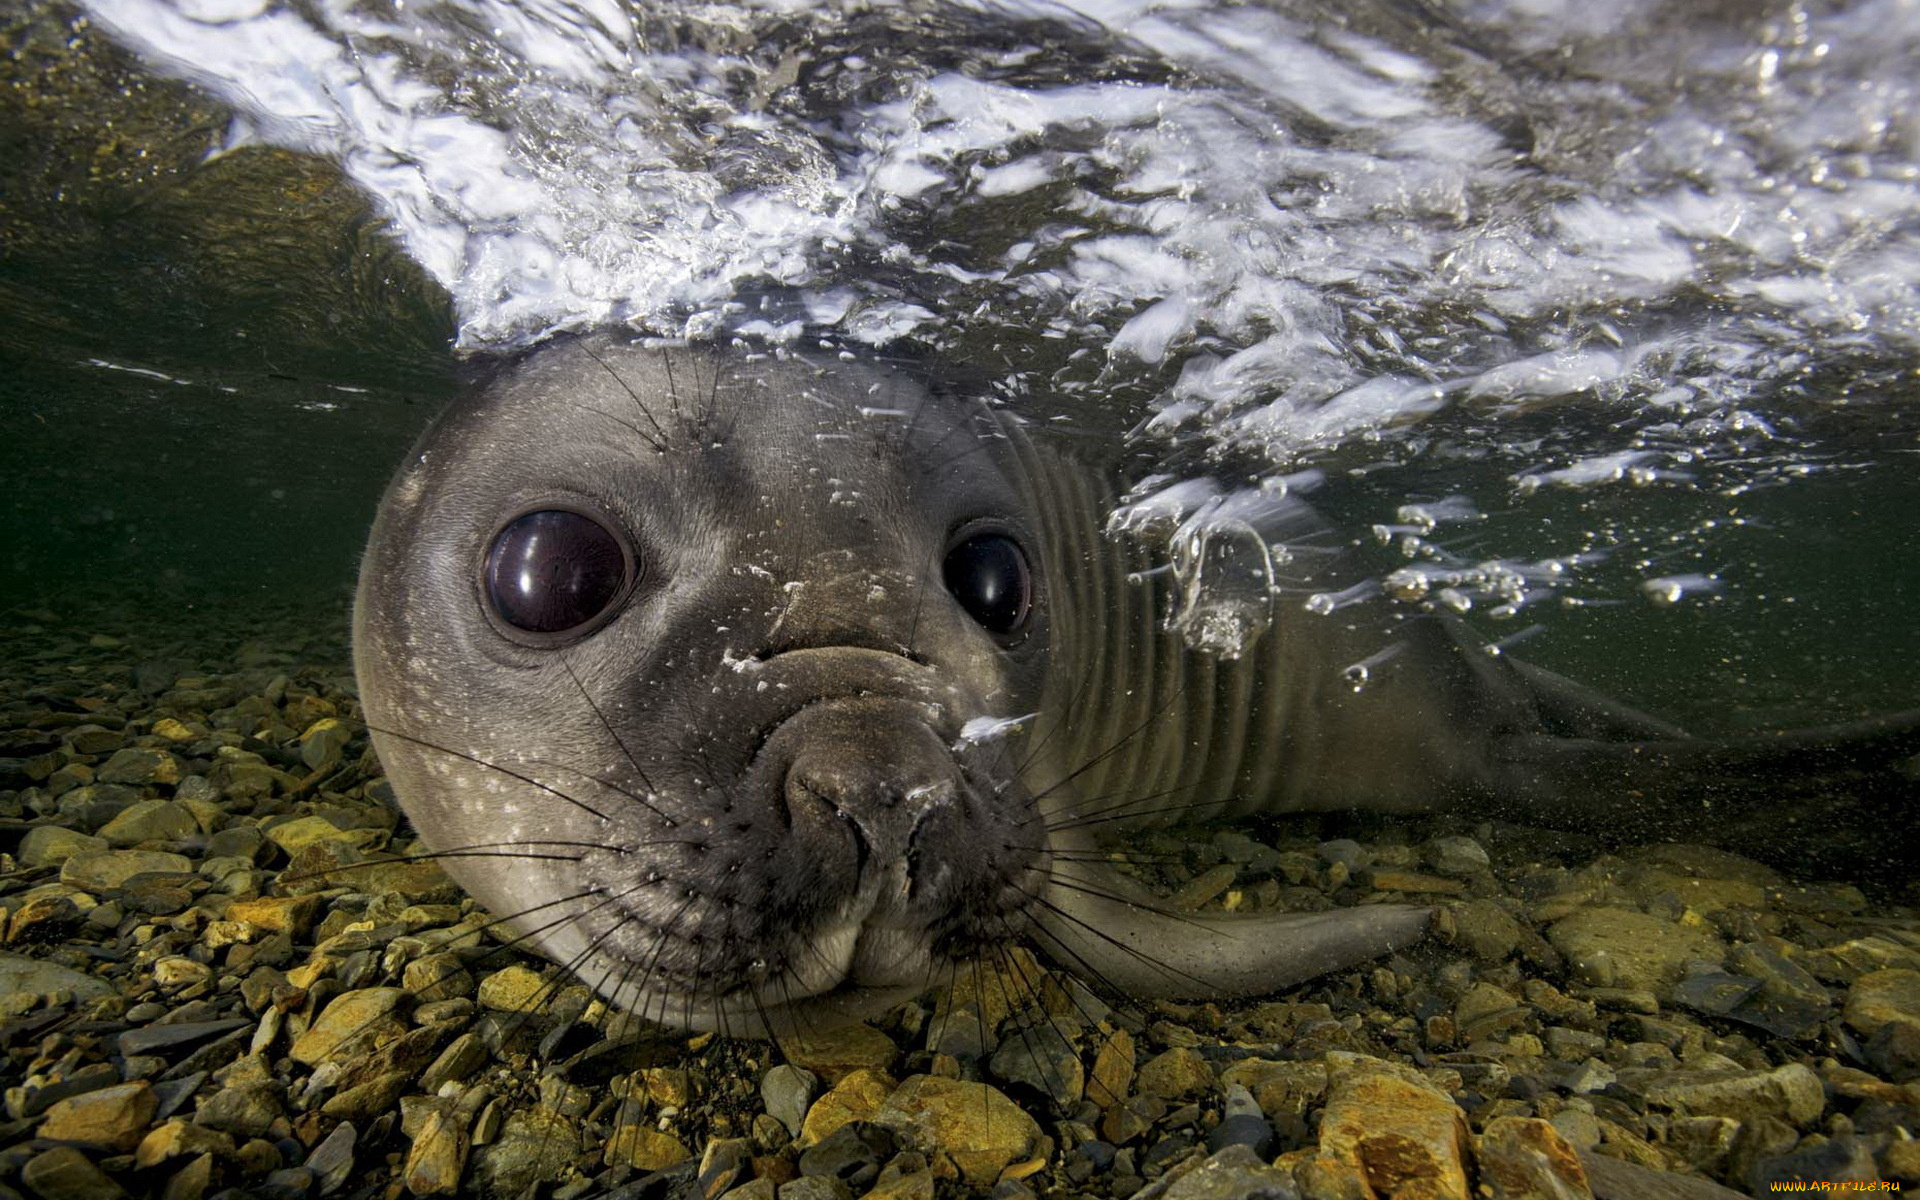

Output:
xmin=942 ymin=532 xmax=1033 ymax=635
xmin=483 ymin=509 xmax=631 ymax=635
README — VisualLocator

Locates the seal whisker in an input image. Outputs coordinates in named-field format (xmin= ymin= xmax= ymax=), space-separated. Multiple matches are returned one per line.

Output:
xmin=360 ymin=721 xmax=615 ymax=823
xmin=1027 ymin=683 xmax=1190 ymax=805
xmin=558 ymin=654 xmax=662 ymax=801
xmin=1042 ymin=780 xmax=1216 ymax=834
xmin=578 ymin=341 xmax=672 ymax=453
xmin=1017 ymin=888 xmax=1210 ymax=993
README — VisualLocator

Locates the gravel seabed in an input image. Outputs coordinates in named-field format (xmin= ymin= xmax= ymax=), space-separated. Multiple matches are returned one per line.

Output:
xmin=2 ymin=598 xmax=1917 ymax=1200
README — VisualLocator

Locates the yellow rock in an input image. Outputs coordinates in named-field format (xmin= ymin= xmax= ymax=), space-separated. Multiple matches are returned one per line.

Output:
xmin=603 ymin=1126 xmax=692 ymax=1171
xmin=799 ymin=1068 xmax=894 ymax=1147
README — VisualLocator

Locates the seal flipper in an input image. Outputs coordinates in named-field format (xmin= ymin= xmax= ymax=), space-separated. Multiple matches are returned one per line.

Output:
xmin=1031 ymin=860 xmax=1432 ymax=999
xmin=1490 ymin=708 xmax=1920 ymax=835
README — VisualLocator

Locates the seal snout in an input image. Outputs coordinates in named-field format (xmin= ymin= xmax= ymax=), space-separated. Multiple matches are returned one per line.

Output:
xmin=775 ymin=700 xmax=966 ymax=911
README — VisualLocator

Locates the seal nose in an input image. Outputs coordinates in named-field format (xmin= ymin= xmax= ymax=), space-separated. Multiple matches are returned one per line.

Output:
xmin=782 ymin=729 xmax=958 ymax=897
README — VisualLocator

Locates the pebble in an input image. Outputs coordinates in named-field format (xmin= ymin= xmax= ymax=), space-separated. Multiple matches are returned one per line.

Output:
xmin=799 ymin=1068 xmax=893 ymax=1147
xmin=289 ymin=987 xmax=411 ymax=1064
xmin=0 ymin=950 xmax=117 ymax=1004
xmin=762 ymin=1064 xmax=820 ymax=1140
xmin=20 ymin=1145 xmax=128 ymax=1200
xmin=871 ymin=1076 xmax=1043 ymax=1186
xmin=1547 ymin=907 xmax=1726 ymax=991
xmin=37 ymin=1081 xmax=157 ymax=1152
xmin=782 ymin=1024 xmax=899 ymax=1085
xmin=59 ymin=849 xmax=193 ymax=890
xmin=1134 ymin=1047 xmax=1213 ymax=1101
xmin=1307 ymin=1055 xmax=1470 ymax=1200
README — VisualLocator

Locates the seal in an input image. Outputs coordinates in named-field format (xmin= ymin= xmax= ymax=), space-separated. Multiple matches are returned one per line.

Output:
xmin=353 ymin=335 xmax=1919 ymax=1034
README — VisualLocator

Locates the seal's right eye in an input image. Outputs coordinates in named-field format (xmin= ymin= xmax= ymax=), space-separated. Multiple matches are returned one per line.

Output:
xmin=484 ymin=509 xmax=631 ymax=635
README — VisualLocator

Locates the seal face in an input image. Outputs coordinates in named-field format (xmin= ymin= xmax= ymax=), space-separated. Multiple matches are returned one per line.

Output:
xmin=354 ymin=338 xmax=1059 ymax=1032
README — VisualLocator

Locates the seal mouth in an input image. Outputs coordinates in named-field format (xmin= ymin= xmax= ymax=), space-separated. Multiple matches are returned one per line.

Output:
xmin=563 ymin=648 xmax=1050 ymax=1029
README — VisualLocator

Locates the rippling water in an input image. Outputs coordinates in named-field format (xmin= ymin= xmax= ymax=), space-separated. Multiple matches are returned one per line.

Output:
xmin=5 ymin=0 xmax=1918 ymax=729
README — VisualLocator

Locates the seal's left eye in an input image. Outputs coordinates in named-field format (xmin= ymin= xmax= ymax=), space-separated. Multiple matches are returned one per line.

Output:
xmin=943 ymin=532 xmax=1033 ymax=635
xmin=484 ymin=509 xmax=630 ymax=635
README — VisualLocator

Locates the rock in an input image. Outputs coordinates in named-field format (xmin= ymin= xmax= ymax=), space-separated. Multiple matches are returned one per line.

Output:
xmin=134 ymin=1119 xmax=237 ymax=1168
xmin=290 ymin=988 xmax=411 ymax=1065
xmin=1449 ymin=899 xmax=1524 ymax=963
xmin=1087 ymin=1027 xmax=1135 ymax=1108
xmin=403 ymin=1102 xmax=469 ymax=1194
xmin=1169 ymin=864 xmax=1239 ymax=911
xmin=605 ymin=1125 xmax=692 ymax=1171
xmin=763 ymin=1065 xmax=819 ymax=1140
xmin=305 ymin=1120 xmax=358 ymax=1195
xmin=796 ymin=1122 xmax=893 ymax=1193
xmin=96 ymin=800 xmax=196 ymax=846
xmin=800 ymin=1068 xmax=893 ymax=1148
xmin=1845 ymin=969 xmax=1920 ymax=1042
xmin=20 ymin=1145 xmax=128 ymax=1200
xmin=696 ymin=1137 xmax=754 ymax=1199
xmin=226 ymin=894 xmax=322 ymax=937
xmin=1424 ymin=836 xmax=1490 ymax=877
xmin=96 ymin=747 xmax=181 ymax=786
xmin=988 ymin=1022 xmax=1083 ymax=1111
xmin=60 ymin=850 xmax=193 ymax=890
xmin=475 ymin=965 xmax=549 ymax=1012
xmin=19 ymin=826 xmax=108 ymax=868
xmin=1547 ymin=908 xmax=1726 ymax=992
xmin=1475 ymin=1116 xmax=1591 ymax=1199
xmin=1713 ymin=941 xmax=1833 ymax=1038
xmin=193 ymin=1080 xmax=286 ymax=1138
xmin=1307 ymin=1056 xmax=1470 ymax=1200
xmin=871 ymin=1076 xmax=1044 ymax=1187
xmin=1620 ymin=1062 xmax=1825 ymax=1127
xmin=783 ymin=1024 xmax=899 ymax=1085
xmin=466 ymin=1107 xmax=579 ymax=1199
xmin=1750 ymin=1134 xmax=1880 ymax=1192
xmin=1205 ymin=1083 xmax=1274 ymax=1158
xmin=117 ymin=1018 xmax=251 ymax=1058
xmin=1369 ymin=869 xmax=1467 ymax=895
xmin=300 ymin=718 xmax=354 ymax=771
xmin=419 ymin=1032 xmax=490 ymax=1093
xmin=1149 ymin=1143 xmax=1296 ymax=1200
xmin=1135 ymin=1047 xmax=1213 ymax=1101
xmin=1224 ymin=1059 xmax=1327 ymax=1120
xmin=1578 ymin=1150 xmax=1754 ymax=1200
xmin=37 ymin=1080 xmax=157 ymax=1151
xmin=0 ymin=950 xmax=115 ymax=1004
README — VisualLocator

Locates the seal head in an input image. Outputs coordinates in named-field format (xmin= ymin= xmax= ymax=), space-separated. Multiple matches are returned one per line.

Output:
xmin=354 ymin=338 xmax=1057 ymax=1032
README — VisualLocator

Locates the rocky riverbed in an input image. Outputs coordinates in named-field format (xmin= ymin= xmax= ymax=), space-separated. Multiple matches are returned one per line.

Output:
xmin=2 ymin=599 xmax=1917 ymax=1200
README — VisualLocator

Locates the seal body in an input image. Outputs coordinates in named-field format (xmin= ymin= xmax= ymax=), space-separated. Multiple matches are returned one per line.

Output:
xmin=354 ymin=337 xmax=1915 ymax=1033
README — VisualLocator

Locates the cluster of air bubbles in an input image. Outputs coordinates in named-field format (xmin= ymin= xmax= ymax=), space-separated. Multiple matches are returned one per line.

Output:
xmin=1108 ymin=472 xmax=1332 ymax=658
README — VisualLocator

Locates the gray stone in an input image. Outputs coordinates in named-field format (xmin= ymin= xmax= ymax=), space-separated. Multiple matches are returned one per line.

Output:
xmin=96 ymin=800 xmax=196 ymax=847
xmin=1424 ymin=835 xmax=1490 ymax=877
xmin=0 ymin=951 xmax=115 ymax=1005
xmin=193 ymin=1080 xmax=286 ymax=1138
xmin=59 ymin=850 xmax=193 ymax=891
xmin=1144 ymin=1143 xmax=1298 ymax=1200
xmin=116 ymin=1019 xmax=251 ymax=1058
xmin=1547 ymin=907 xmax=1725 ymax=992
xmin=988 ymin=1021 xmax=1084 ymax=1112
xmin=762 ymin=1064 xmax=819 ymax=1140
xmin=18 ymin=826 xmax=108 ymax=868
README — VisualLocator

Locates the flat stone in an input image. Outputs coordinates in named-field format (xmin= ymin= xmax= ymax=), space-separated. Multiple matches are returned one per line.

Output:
xmin=1424 ymin=836 xmax=1490 ymax=877
xmin=1547 ymin=907 xmax=1726 ymax=992
xmin=37 ymin=1080 xmax=157 ymax=1152
xmin=96 ymin=800 xmax=196 ymax=846
xmin=97 ymin=747 xmax=182 ymax=786
xmin=872 ymin=1075 xmax=1044 ymax=1186
xmin=134 ymin=1119 xmax=237 ymax=1168
xmin=117 ymin=1018 xmax=251 ymax=1058
xmin=1370 ymin=869 xmax=1467 ymax=895
xmin=783 ymin=1023 xmax=899 ymax=1085
xmin=0 ymin=950 xmax=115 ymax=1004
xmin=1619 ymin=1062 xmax=1825 ymax=1127
xmin=604 ymin=1124 xmax=693 ymax=1171
xmin=799 ymin=1068 xmax=894 ymax=1147
xmin=289 ymin=988 xmax=411 ymax=1065
xmin=20 ymin=1145 xmax=128 ymax=1200
xmin=60 ymin=850 xmax=193 ymax=891
xmin=1153 ymin=1143 xmax=1296 ymax=1200
xmin=402 ymin=1101 xmax=468 ymax=1196
xmin=19 ymin=826 xmax=108 ymax=868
